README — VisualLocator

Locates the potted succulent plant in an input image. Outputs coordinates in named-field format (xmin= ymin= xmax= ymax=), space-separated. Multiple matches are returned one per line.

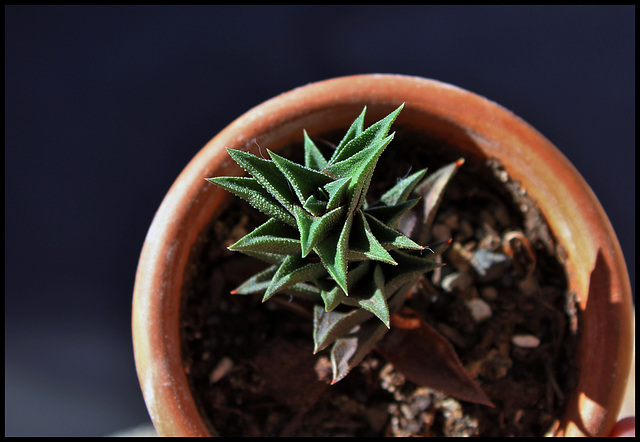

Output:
xmin=205 ymin=103 xmax=493 ymax=404
xmin=132 ymin=74 xmax=633 ymax=436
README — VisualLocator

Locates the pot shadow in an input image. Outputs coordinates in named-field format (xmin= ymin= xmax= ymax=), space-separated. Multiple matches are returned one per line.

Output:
xmin=557 ymin=248 xmax=623 ymax=437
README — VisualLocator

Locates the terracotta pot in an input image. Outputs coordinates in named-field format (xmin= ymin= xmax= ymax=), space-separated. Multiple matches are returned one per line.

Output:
xmin=132 ymin=74 xmax=633 ymax=436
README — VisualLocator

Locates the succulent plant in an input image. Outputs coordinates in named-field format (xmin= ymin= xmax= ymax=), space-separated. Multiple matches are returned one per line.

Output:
xmin=207 ymin=104 xmax=463 ymax=385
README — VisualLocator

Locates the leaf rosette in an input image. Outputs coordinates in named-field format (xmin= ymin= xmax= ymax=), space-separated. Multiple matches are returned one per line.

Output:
xmin=207 ymin=105 xmax=461 ymax=383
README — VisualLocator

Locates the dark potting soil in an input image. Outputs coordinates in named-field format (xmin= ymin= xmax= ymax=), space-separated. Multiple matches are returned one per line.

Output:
xmin=180 ymin=129 xmax=579 ymax=436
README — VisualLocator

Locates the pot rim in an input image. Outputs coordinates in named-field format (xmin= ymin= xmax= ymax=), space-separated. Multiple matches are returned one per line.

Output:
xmin=132 ymin=73 xmax=633 ymax=437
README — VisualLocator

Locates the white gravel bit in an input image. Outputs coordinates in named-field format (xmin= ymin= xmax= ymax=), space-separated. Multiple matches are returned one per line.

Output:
xmin=465 ymin=298 xmax=492 ymax=323
xmin=512 ymin=334 xmax=541 ymax=348
xmin=209 ymin=356 xmax=234 ymax=383
xmin=441 ymin=271 xmax=473 ymax=293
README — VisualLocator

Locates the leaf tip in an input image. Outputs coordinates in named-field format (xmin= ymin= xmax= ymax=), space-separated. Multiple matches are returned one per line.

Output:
xmin=330 ymin=374 xmax=344 ymax=385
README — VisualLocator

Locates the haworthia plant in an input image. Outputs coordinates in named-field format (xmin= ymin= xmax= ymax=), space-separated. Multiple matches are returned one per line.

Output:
xmin=207 ymin=104 xmax=462 ymax=383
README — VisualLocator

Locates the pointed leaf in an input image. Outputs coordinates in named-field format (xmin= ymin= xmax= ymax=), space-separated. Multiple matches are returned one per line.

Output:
xmin=236 ymin=250 xmax=286 ymax=265
xmin=328 ymin=104 xmax=403 ymax=165
xmin=324 ymin=133 xmax=395 ymax=215
xmin=364 ymin=198 xmax=421 ymax=229
xmin=330 ymin=318 xmax=390 ymax=384
xmin=303 ymin=130 xmax=328 ymax=170
xmin=206 ymin=176 xmax=295 ymax=226
xmin=281 ymin=282 xmax=323 ymax=302
xmin=314 ymin=278 xmax=413 ymax=355
xmin=294 ymin=206 xmax=345 ymax=258
xmin=318 ymin=257 xmax=371 ymax=313
xmin=226 ymin=148 xmax=298 ymax=214
xmin=229 ymin=218 xmax=301 ymax=255
xmin=302 ymin=194 xmax=327 ymax=216
xmin=269 ymin=149 xmax=333 ymax=205
xmin=293 ymin=206 xmax=314 ymax=257
xmin=377 ymin=307 xmax=494 ymax=407
xmin=312 ymin=305 xmax=373 ymax=353
xmin=324 ymin=177 xmax=350 ymax=212
xmin=327 ymin=282 xmax=412 ymax=383
xmin=320 ymin=284 xmax=346 ymax=312
xmin=329 ymin=107 xmax=366 ymax=164
xmin=380 ymin=168 xmax=428 ymax=205
xmin=347 ymin=260 xmax=374 ymax=286
xmin=343 ymin=264 xmax=390 ymax=327
xmin=240 ymin=278 xmax=321 ymax=303
xmin=383 ymin=250 xmax=443 ymax=296
xmin=231 ymin=265 xmax=278 ymax=295
xmin=349 ymin=210 xmax=396 ymax=265
xmin=264 ymin=255 xmax=327 ymax=302
xmin=413 ymin=158 xmax=464 ymax=244
xmin=364 ymin=213 xmax=423 ymax=251
xmin=429 ymin=238 xmax=453 ymax=257
xmin=315 ymin=214 xmax=352 ymax=295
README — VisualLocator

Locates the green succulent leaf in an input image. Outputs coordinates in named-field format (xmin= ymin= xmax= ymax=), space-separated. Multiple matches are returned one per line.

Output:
xmin=315 ymin=215 xmax=353 ymax=295
xmin=234 ymin=250 xmax=286 ymax=266
xmin=318 ymin=260 xmax=370 ymax=312
xmin=314 ymin=269 xmax=415 ymax=355
xmin=268 ymin=149 xmax=333 ymax=205
xmin=380 ymin=168 xmax=428 ymax=206
xmin=349 ymin=210 xmax=396 ymax=265
xmin=320 ymin=283 xmax=346 ymax=312
xmin=324 ymin=133 xmax=395 ymax=215
xmin=263 ymin=255 xmax=327 ymax=302
xmin=364 ymin=212 xmax=423 ymax=251
xmin=364 ymin=198 xmax=421 ymax=228
xmin=342 ymin=263 xmax=389 ymax=327
xmin=231 ymin=264 xmax=278 ymax=295
xmin=303 ymin=130 xmax=328 ymax=170
xmin=382 ymin=249 xmax=443 ymax=296
xmin=328 ymin=104 xmax=403 ymax=165
xmin=281 ymin=282 xmax=323 ymax=301
xmin=330 ymin=107 xmax=366 ymax=163
xmin=236 ymin=268 xmax=322 ymax=301
xmin=205 ymin=176 xmax=296 ymax=226
xmin=324 ymin=177 xmax=351 ymax=212
xmin=302 ymin=194 xmax=327 ymax=216
xmin=226 ymin=148 xmax=298 ymax=214
xmin=294 ymin=205 xmax=345 ymax=258
xmin=228 ymin=218 xmax=301 ymax=256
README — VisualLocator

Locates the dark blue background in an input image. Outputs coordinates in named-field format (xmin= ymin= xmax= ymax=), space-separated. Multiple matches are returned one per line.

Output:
xmin=5 ymin=5 xmax=634 ymax=436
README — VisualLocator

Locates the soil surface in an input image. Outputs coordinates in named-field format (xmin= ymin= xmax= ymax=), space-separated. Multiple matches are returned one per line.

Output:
xmin=180 ymin=129 xmax=579 ymax=436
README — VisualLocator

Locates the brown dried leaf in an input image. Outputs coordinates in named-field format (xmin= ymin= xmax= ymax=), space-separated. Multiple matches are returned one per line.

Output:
xmin=376 ymin=307 xmax=494 ymax=407
xmin=412 ymin=158 xmax=465 ymax=245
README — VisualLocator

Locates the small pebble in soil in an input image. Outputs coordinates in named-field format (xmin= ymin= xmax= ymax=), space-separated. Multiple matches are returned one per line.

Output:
xmin=465 ymin=298 xmax=493 ymax=323
xmin=441 ymin=271 xmax=473 ymax=293
xmin=209 ymin=356 xmax=234 ymax=383
xmin=469 ymin=248 xmax=511 ymax=282
xmin=512 ymin=334 xmax=541 ymax=348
